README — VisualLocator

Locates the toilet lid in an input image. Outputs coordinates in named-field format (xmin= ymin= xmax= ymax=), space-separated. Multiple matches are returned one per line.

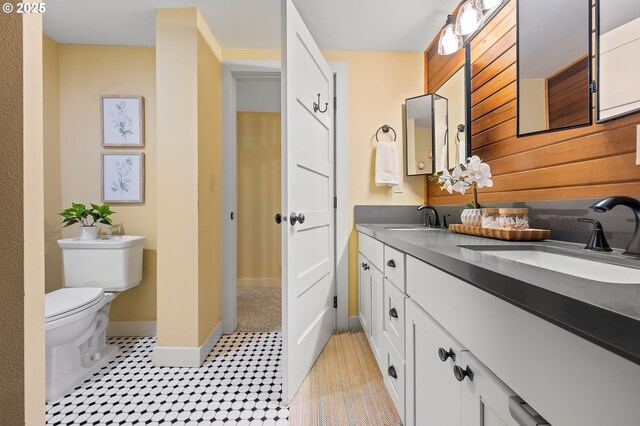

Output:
xmin=45 ymin=288 xmax=104 ymax=322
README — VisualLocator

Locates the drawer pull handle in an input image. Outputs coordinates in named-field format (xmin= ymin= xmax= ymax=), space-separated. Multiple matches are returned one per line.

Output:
xmin=438 ymin=347 xmax=456 ymax=362
xmin=389 ymin=307 xmax=398 ymax=319
xmin=453 ymin=365 xmax=474 ymax=382
xmin=386 ymin=259 xmax=396 ymax=268
xmin=388 ymin=365 xmax=397 ymax=379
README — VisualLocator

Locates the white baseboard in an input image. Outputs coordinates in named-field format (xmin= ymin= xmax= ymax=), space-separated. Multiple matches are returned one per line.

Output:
xmin=348 ymin=315 xmax=362 ymax=331
xmin=107 ymin=321 xmax=157 ymax=337
xmin=237 ymin=278 xmax=281 ymax=288
xmin=152 ymin=322 xmax=222 ymax=367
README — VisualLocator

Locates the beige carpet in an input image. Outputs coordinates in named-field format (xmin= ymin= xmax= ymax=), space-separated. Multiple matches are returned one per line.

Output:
xmin=289 ymin=332 xmax=402 ymax=426
xmin=236 ymin=287 xmax=281 ymax=332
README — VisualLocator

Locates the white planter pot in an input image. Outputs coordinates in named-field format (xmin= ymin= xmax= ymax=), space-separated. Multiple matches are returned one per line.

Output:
xmin=78 ymin=226 xmax=98 ymax=240
xmin=461 ymin=208 xmax=482 ymax=227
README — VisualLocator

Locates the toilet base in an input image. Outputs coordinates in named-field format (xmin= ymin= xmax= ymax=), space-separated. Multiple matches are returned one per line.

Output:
xmin=46 ymin=343 xmax=118 ymax=402
xmin=45 ymin=295 xmax=119 ymax=402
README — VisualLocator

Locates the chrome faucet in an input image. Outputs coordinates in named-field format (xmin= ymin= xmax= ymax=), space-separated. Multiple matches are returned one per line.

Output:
xmin=417 ymin=205 xmax=441 ymax=228
xmin=590 ymin=196 xmax=640 ymax=257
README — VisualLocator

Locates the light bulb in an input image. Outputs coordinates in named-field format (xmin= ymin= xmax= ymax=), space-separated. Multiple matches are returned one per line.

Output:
xmin=454 ymin=0 xmax=483 ymax=36
xmin=437 ymin=23 xmax=463 ymax=55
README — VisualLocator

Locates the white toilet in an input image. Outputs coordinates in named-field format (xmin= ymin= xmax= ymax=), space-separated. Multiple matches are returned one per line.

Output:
xmin=45 ymin=235 xmax=145 ymax=402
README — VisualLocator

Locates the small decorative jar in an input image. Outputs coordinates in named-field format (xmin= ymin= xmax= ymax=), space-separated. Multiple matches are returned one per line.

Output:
xmin=498 ymin=208 xmax=530 ymax=230
xmin=461 ymin=208 xmax=483 ymax=227
xmin=481 ymin=208 xmax=500 ymax=229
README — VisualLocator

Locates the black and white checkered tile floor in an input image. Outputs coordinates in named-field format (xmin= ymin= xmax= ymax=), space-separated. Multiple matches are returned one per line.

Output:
xmin=45 ymin=332 xmax=289 ymax=425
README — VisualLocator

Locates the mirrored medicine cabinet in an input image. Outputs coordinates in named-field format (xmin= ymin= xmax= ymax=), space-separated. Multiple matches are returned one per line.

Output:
xmin=516 ymin=0 xmax=592 ymax=136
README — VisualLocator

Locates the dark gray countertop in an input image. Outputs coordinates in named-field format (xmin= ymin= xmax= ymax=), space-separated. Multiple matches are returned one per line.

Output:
xmin=356 ymin=223 xmax=640 ymax=366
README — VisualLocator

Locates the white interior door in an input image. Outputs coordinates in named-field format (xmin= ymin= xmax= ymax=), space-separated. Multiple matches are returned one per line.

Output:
xmin=280 ymin=0 xmax=335 ymax=404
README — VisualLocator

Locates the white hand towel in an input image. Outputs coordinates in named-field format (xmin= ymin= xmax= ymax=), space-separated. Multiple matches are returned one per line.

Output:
xmin=375 ymin=141 xmax=399 ymax=186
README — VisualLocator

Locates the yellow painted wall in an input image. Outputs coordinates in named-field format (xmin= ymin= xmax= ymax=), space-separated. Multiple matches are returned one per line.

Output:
xmin=237 ymin=112 xmax=282 ymax=287
xmin=43 ymin=34 xmax=62 ymax=294
xmin=222 ymin=49 xmax=425 ymax=316
xmin=197 ymin=23 xmax=223 ymax=344
xmin=323 ymin=51 xmax=424 ymax=316
xmin=157 ymin=8 xmax=222 ymax=348
xmin=56 ymin=44 xmax=157 ymax=321
xmin=24 ymin=11 xmax=46 ymax=425
xmin=157 ymin=8 xmax=200 ymax=347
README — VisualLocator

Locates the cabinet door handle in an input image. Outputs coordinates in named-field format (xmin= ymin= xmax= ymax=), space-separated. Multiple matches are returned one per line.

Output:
xmin=388 ymin=365 xmax=397 ymax=379
xmin=386 ymin=259 xmax=396 ymax=268
xmin=453 ymin=365 xmax=474 ymax=382
xmin=438 ymin=347 xmax=456 ymax=362
xmin=389 ymin=307 xmax=398 ymax=319
xmin=362 ymin=262 xmax=370 ymax=270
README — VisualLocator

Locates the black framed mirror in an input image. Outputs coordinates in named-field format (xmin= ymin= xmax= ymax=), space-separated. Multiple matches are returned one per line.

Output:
xmin=596 ymin=0 xmax=640 ymax=122
xmin=516 ymin=0 xmax=592 ymax=136
xmin=405 ymin=94 xmax=447 ymax=176
xmin=435 ymin=66 xmax=468 ymax=170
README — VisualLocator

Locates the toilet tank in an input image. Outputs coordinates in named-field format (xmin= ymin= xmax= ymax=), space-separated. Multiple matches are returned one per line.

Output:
xmin=58 ymin=236 xmax=146 ymax=291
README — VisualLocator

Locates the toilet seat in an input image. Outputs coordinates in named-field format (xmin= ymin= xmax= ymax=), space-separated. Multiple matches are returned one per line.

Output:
xmin=45 ymin=288 xmax=105 ymax=323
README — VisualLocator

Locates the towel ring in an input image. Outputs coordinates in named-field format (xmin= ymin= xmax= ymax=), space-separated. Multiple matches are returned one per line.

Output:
xmin=376 ymin=125 xmax=397 ymax=142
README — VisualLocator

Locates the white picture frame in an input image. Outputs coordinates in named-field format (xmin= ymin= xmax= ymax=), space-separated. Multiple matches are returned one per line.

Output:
xmin=101 ymin=95 xmax=145 ymax=146
xmin=101 ymin=152 xmax=145 ymax=203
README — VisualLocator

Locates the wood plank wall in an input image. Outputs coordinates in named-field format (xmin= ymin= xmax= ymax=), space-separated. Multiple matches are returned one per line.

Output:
xmin=424 ymin=0 xmax=640 ymax=205
xmin=547 ymin=55 xmax=590 ymax=129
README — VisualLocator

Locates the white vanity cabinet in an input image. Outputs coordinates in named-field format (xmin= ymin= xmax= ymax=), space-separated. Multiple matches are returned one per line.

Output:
xmin=405 ymin=299 xmax=464 ymax=426
xmin=357 ymin=233 xmax=386 ymax=370
xmin=369 ymin=265 xmax=386 ymax=370
xmin=459 ymin=351 xmax=533 ymax=426
xmin=358 ymin=253 xmax=371 ymax=336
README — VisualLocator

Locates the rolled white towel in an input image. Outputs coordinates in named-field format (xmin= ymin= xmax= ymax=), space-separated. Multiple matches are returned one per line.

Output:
xmin=375 ymin=141 xmax=399 ymax=186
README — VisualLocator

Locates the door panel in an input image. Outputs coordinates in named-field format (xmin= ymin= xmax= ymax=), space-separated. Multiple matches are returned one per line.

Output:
xmin=281 ymin=0 xmax=335 ymax=403
xmin=406 ymin=300 xmax=463 ymax=426
xmin=370 ymin=266 xmax=385 ymax=370
xmin=359 ymin=254 xmax=371 ymax=336
xmin=460 ymin=351 xmax=521 ymax=426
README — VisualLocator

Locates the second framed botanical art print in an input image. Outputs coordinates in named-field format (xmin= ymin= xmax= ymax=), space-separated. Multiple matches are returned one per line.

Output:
xmin=101 ymin=96 xmax=145 ymax=146
xmin=101 ymin=152 xmax=144 ymax=203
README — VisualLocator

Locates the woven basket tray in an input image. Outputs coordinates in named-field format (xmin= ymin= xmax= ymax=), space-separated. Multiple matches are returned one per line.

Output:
xmin=449 ymin=224 xmax=551 ymax=241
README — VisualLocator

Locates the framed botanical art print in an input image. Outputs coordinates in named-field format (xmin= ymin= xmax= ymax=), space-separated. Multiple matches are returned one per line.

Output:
xmin=101 ymin=152 xmax=145 ymax=203
xmin=101 ymin=95 xmax=145 ymax=146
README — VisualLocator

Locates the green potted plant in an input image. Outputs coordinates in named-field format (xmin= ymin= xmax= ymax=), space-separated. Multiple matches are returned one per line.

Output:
xmin=59 ymin=203 xmax=115 ymax=240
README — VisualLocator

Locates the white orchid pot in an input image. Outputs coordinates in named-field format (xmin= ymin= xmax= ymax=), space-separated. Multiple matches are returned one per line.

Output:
xmin=461 ymin=209 xmax=482 ymax=227
xmin=78 ymin=226 xmax=98 ymax=240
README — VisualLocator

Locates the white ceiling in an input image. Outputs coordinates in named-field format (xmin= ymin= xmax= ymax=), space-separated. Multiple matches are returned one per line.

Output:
xmin=43 ymin=0 xmax=459 ymax=52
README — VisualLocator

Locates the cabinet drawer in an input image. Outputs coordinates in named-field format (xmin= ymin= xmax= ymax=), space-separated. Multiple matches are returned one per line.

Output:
xmin=384 ymin=278 xmax=406 ymax=359
xmin=384 ymin=245 xmax=405 ymax=291
xmin=358 ymin=233 xmax=384 ymax=270
xmin=384 ymin=334 xmax=405 ymax=423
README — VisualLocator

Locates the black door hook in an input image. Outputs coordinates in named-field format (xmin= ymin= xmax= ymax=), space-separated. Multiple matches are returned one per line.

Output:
xmin=313 ymin=93 xmax=328 ymax=113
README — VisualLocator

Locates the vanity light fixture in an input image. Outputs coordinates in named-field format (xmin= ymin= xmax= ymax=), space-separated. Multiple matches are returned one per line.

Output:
xmin=454 ymin=0 xmax=484 ymax=36
xmin=437 ymin=15 xmax=463 ymax=55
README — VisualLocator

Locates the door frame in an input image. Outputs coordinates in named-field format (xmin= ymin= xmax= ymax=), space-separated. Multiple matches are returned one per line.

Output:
xmin=221 ymin=59 xmax=349 ymax=333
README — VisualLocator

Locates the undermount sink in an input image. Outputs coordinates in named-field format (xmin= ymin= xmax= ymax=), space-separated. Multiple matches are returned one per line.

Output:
xmin=384 ymin=225 xmax=442 ymax=231
xmin=460 ymin=245 xmax=640 ymax=284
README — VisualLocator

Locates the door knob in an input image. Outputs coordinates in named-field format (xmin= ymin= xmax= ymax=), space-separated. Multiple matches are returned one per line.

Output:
xmin=388 ymin=365 xmax=397 ymax=379
xmin=438 ymin=347 xmax=456 ymax=362
xmin=453 ymin=365 xmax=474 ymax=382
xmin=386 ymin=259 xmax=396 ymax=268
xmin=289 ymin=212 xmax=305 ymax=225
xmin=389 ymin=307 xmax=398 ymax=319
